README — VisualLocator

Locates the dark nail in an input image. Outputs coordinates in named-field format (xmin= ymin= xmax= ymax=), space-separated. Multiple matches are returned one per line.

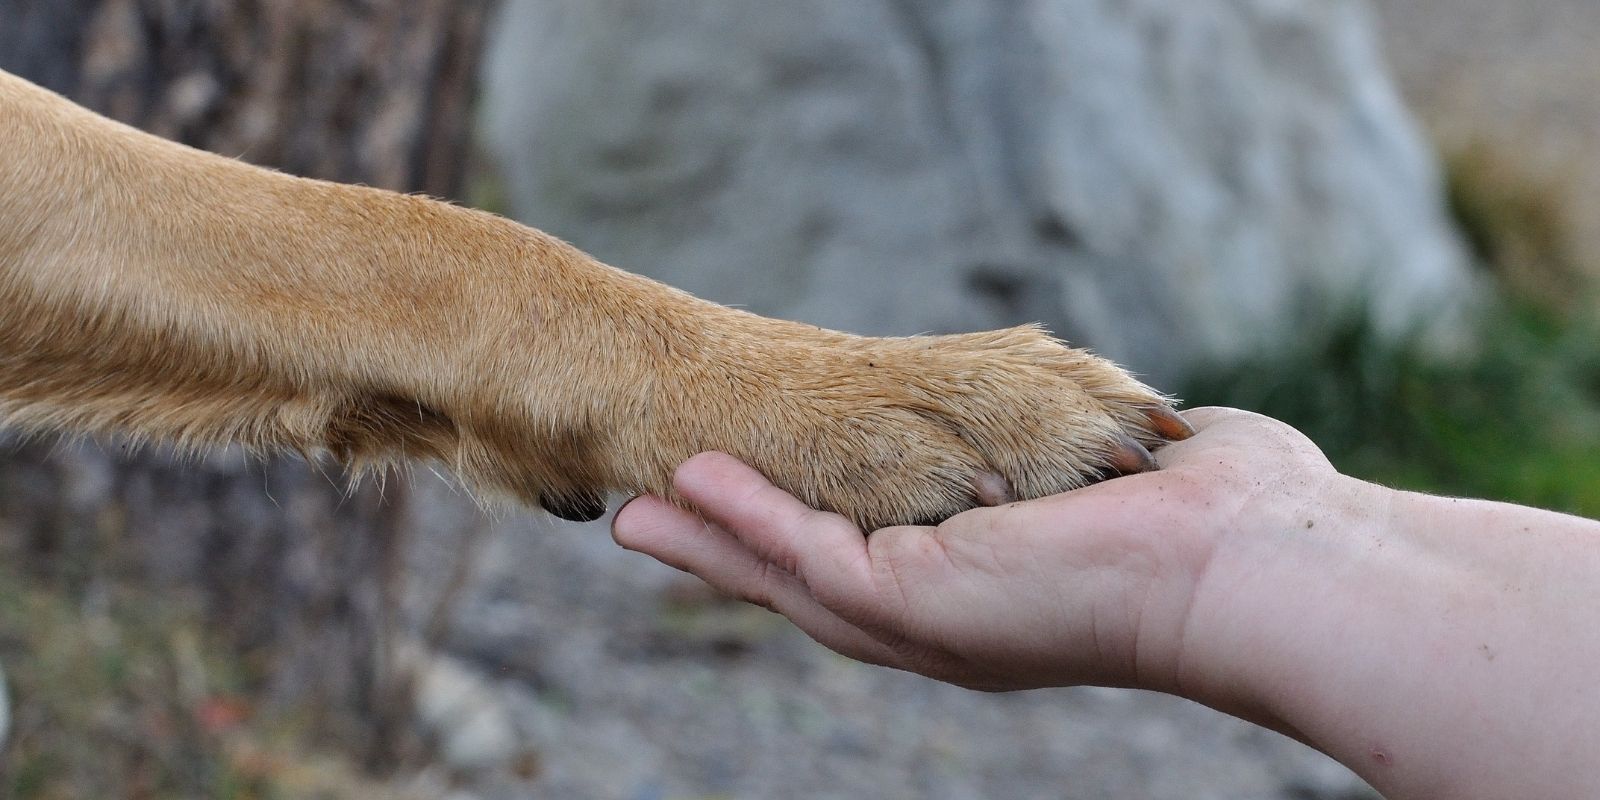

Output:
xmin=1106 ymin=432 xmax=1158 ymax=475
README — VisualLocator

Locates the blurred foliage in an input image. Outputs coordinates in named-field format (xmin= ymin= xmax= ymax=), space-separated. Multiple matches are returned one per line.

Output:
xmin=1183 ymin=304 xmax=1600 ymax=517
xmin=1185 ymin=144 xmax=1600 ymax=519
xmin=0 ymin=564 xmax=411 ymax=800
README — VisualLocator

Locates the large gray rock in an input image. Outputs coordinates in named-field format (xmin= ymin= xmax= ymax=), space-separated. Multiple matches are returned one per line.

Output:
xmin=472 ymin=5 xmax=1426 ymax=798
xmin=483 ymin=0 xmax=1473 ymax=385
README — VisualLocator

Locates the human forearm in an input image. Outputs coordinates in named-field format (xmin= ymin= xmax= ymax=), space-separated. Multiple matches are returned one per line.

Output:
xmin=1184 ymin=482 xmax=1600 ymax=799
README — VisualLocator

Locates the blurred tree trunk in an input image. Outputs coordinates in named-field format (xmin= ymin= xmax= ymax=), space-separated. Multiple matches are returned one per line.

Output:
xmin=0 ymin=0 xmax=494 ymax=767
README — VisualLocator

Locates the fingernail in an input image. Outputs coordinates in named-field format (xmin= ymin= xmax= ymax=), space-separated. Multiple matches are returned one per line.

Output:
xmin=610 ymin=495 xmax=645 ymax=548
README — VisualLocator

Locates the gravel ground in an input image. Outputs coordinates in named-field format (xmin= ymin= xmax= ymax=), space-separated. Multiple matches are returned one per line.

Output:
xmin=405 ymin=480 xmax=1373 ymax=800
xmin=1369 ymin=0 xmax=1600 ymax=262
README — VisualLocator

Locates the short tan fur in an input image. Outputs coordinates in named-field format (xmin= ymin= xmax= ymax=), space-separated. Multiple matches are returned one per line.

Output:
xmin=0 ymin=69 xmax=1188 ymax=531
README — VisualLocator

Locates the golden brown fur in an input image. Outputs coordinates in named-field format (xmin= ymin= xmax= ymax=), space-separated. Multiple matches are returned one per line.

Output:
xmin=0 ymin=68 xmax=1188 ymax=531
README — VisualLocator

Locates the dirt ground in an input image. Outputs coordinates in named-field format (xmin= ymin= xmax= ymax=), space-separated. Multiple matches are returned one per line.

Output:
xmin=1369 ymin=0 xmax=1600 ymax=265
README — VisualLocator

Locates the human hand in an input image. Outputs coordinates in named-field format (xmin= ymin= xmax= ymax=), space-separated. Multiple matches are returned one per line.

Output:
xmin=617 ymin=408 xmax=1600 ymax=799
xmin=612 ymin=407 xmax=1355 ymax=695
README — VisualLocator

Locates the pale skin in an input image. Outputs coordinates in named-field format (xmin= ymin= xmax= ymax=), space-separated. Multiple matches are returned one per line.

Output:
xmin=613 ymin=407 xmax=1600 ymax=800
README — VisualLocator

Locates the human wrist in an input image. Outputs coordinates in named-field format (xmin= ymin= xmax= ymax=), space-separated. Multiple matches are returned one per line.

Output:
xmin=1167 ymin=471 xmax=1401 ymax=732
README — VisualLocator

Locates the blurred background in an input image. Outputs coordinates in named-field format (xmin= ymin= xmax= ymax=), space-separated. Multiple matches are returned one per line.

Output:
xmin=0 ymin=0 xmax=1596 ymax=797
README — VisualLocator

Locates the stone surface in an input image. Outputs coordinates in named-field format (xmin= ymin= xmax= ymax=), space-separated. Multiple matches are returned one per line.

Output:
xmin=463 ymin=1 xmax=1476 ymax=794
xmin=483 ymin=0 xmax=1474 ymax=386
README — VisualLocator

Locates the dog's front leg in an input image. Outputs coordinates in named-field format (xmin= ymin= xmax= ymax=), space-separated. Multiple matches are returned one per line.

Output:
xmin=0 ymin=69 xmax=666 ymax=498
xmin=0 ymin=68 xmax=1192 ymax=531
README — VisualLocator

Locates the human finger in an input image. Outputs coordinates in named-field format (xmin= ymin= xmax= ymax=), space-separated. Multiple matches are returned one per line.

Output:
xmin=612 ymin=494 xmax=907 ymax=666
xmin=670 ymin=452 xmax=883 ymax=611
xmin=1155 ymin=407 xmax=1332 ymax=470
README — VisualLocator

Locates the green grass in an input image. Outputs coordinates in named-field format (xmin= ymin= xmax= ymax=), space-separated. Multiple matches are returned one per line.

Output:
xmin=1181 ymin=303 xmax=1600 ymax=519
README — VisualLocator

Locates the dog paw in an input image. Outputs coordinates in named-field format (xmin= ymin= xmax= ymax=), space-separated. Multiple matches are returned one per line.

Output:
xmin=621 ymin=324 xmax=1192 ymax=531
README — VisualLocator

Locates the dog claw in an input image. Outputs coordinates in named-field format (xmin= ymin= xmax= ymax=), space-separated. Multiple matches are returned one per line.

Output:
xmin=1106 ymin=432 xmax=1158 ymax=476
xmin=1144 ymin=405 xmax=1196 ymax=442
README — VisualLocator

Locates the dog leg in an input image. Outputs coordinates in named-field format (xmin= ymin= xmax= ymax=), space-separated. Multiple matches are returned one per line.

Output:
xmin=0 ymin=69 xmax=1190 ymax=530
